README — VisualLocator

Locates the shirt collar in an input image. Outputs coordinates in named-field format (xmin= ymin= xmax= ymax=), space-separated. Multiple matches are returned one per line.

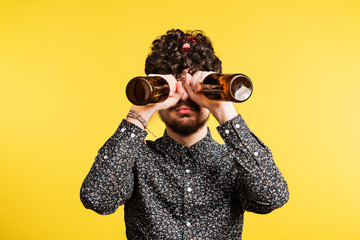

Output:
xmin=154 ymin=128 xmax=219 ymax=162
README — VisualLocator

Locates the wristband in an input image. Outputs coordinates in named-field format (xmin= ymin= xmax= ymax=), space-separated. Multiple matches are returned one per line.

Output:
xmin=127 ymin=109 xmax=156 ymax=137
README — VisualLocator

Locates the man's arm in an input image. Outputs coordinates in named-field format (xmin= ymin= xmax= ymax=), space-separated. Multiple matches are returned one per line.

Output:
xmin=185 ymin=71 xmax=289 ymax=213
xmin=80 ymin=74 xmax=181 ymax=215
xmin=80 ymin=120 xmax=147 ymax=215
xmin=217 ymin=115 xmax=289 ymax=214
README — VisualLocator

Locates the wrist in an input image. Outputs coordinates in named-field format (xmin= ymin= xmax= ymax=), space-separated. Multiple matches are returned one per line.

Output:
xmin=130 ymin=105 xmax=158 ymax=122
xmin=126 ymin=108 xmax=157 ymax=137
xmin=209 ymin=102 xmax=238 ymax=124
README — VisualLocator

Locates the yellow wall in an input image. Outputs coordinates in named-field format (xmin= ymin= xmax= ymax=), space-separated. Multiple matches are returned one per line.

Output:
xmin=1 ymin=0 xmax=359 ymax=239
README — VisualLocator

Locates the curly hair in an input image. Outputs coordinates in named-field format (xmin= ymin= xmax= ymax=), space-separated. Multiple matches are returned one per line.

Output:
xmin=145 ymin=29 xmax=222 ymax=76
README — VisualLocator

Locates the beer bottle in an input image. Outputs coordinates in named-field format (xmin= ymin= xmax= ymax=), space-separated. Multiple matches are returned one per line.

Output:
xmin=201 ymin=73 xmax=253 ymax=102
xmin=125 ymin=76 xmax=170 ymax=106
xmin=126 ymin=73 xmax=253 ymax=105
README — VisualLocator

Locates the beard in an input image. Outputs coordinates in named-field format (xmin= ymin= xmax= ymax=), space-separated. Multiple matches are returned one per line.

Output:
xmin=159 ymin=100 xmax=209 ymax=136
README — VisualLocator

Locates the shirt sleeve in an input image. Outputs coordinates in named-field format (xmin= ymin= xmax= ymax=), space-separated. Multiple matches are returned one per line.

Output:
xmin=217 ymin=114 xmax=289 ymax=214
xmin=80 ymin=119 xmax=147 ymax=215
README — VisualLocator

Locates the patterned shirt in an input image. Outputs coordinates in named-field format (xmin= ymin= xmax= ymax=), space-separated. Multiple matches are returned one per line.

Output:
xmin=80 ymin=115 xmax=289 ymax=239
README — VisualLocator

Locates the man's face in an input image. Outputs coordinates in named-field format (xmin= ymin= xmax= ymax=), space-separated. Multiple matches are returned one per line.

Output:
xmin=159 ymin=69 xmax=210 ymax=136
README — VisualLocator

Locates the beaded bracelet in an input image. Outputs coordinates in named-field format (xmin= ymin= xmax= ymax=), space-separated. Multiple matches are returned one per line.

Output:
xmin=127 ymin=109 xmax=156 ymax=137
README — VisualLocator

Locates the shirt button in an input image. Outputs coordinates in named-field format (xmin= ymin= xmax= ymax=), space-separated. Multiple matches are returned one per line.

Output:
xmin=225 ymin=129 xmax=230 ymax=134
xmin=185 ymin=169 xmax=190 ymax=173
xmin=186 ymin=222 xmax=191 ymax=227
xmin=187 ymin=187 xmax=192 ymax=192
xmin=235 ymin=123 xmax=240 ymax=128
xmin=130 ymin=133 xmax=135 ymax=138
xmin=254 ymin=151 xmax=259 ymax=157
xmin=121 ymin=128 xmax=126 ymax=132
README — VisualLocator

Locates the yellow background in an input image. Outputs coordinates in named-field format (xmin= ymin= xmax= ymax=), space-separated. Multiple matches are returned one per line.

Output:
xmin=1 ymin=0 xmax=359 ymax=239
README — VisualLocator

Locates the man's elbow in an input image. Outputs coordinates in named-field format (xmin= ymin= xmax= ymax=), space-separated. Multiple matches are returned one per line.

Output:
xmin=251 ymin=189 xmax=290 ymax=214
xmin=80 ymin=195 xmax=120 ymax=215
xmin=79 ymin=188 xmax=124 ymax=215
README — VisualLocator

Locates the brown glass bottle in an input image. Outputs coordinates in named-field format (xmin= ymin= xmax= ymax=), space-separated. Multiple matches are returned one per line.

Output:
xmin=126 ymin=73 xmax=253 ymax=105
xmin=126 ymin=76 xmax=170 ymax=105
xmin=202 ymin=73 xmax=253 ymax=102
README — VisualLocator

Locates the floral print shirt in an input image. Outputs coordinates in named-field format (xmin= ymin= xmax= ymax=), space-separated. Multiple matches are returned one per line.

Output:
xmin=80 ymin=115 xmax=289 ymax=239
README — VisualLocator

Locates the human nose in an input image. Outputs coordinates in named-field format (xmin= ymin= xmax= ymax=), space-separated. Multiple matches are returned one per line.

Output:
xmin=178 ymin=73 xmax=192 ymax=101
xmin=176 ymin=78 xmax=189 ymax=101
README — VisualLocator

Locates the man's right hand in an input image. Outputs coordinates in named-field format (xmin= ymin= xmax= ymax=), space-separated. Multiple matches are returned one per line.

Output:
xmin=126 ymin=74 xmax=185 ymax=129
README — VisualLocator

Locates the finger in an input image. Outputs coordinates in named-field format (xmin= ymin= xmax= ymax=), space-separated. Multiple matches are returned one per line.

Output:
xmin=184 ymin=76 xmax=196 ymax=97
xmin=190 ymin=71 xmax=201 ymax=92
xmin=168 ymin=81 xmax=184 ymax=104
xmin=175 ymin=81 xmax=184 ymax=95
xmin=192 ymin=71 xmax=208 ymax=93
xmin=198 ymin=71 xmax=217 ymax=92
xmin=179 ymin=80 xmax=189 ymax=101
xmin=166 ymin=75 xmax=177 ymax=96
xmin=157 ymin=87 xmax=182 ymax=111
xmin=184 ymin=74 xmax=215 ymax=109
xmin=196 ymin=72 xmax=205 ymax=93
xmin=147 ymin=74 xmax=177 ymax=97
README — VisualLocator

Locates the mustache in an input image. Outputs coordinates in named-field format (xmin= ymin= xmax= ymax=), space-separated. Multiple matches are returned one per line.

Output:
xmin=169 ymin=100 xmax=200 ymax=111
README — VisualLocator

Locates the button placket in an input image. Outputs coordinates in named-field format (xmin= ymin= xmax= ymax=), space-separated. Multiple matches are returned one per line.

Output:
xmin=182 ymin=150 xmax=194 ymax=235
xmin=184 ymin=163 xmax=193 ymax=197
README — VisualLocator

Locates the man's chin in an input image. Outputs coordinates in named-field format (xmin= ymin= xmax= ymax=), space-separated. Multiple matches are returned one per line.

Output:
xmin=160 ymin=113 xmax=209 ymax=136
xmin=168 ymin=123 xmax=203 ymax=136
xmin=174 ymin=112 xmax=194 ymax=118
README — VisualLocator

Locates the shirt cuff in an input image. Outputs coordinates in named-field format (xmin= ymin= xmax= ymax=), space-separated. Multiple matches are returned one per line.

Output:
xmin=217 ymin=114 xmax=271 ymax=170
xmin=217 ymin=114 xmax=251 ymax=148
xmin=112 ymin=119 xmax=148 ymax=144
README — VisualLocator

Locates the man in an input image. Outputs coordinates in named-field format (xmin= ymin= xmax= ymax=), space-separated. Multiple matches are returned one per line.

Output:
xmin=80 ymin=29 xmax=289 ymax=239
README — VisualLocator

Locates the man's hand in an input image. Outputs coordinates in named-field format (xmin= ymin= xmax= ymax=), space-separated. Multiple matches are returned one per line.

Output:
xmin=127 ymin=74 xmax=184 ymax=128
xmin=184 ymin=71 xmax=238 ymax=124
